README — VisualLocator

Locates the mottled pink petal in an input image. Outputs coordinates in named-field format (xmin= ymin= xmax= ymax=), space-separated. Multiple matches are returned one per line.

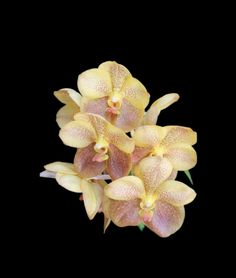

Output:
xmin=114 ymin=99 xmax=143 ymax=132
xmin=74 ymin=144 xmax=106 ymax=178
xmin=108 ymin=199 xmax=142 ymax=227
xmin=132 ymin=146 xmax=152 ymax=165
xmin=80 ymin=96 xmax=108 ymax=119
xmin=107 ymin=144 xmax=132 ymax=180
xmin=145 ymin=200 xmax=185 ymax=237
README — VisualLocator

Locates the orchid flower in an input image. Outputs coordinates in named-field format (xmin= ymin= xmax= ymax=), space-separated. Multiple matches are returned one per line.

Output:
xmin=132 ymin=125 xmax=197 ymax=171
xmin=40 ymin=162 xmax=104 ymax=220
xmin=105 ymin=156 xmax=196 ymax=237
xmin=77 ymin=61 xmax=150 ymax=132
xmin=54 ymin=88 xmax=81 ymax=128
xmin=59 ymin=113 xmax=135 ymax=180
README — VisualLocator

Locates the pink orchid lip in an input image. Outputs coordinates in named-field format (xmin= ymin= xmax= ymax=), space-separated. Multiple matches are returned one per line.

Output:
xmin=106 ymin=106 xmax=120 ymax=115
xmin=92 ymin=151 xmax=108 ymax=162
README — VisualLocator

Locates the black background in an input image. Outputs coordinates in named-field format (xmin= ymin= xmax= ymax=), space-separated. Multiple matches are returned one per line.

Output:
xmin=8 ymin=5 xmax=221 ymax=271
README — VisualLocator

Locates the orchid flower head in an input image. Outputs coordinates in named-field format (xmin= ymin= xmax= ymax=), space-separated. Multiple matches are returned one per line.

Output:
xmin=78 ymin=61 xmax=150 ymax=132
xmin=59 ymin=112 xmax=135 ymax=180
xmin=105 ymin=156 xmax=196 ymax=237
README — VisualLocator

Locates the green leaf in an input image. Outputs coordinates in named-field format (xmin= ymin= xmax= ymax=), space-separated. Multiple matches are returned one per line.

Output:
xmin=184 ymin=170 xmax=193 ymax=184
xmin=138 ymin=223 xmax=145 ymax=231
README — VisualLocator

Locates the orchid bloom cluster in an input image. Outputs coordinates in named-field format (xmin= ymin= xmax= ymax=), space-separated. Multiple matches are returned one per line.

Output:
xmin=40 ymin=61 xmax=197 ymax=237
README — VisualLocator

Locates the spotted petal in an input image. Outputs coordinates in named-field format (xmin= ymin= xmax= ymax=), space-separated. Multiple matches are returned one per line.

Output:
xmin=165 ymin=144 xmax=197 ymax=171
xmin=163 ymin=126 xmax=197 ymax=146
xmin=158 ymin=180 xmax=196 ymax=206
xmin=114 ymin=99 xmax=144 ymax=132
xmin=80 ymin=96 xmax=108 ymax=118
xmin=122 ymin=76 xmax=150 ymax=109
xmin=134 ymin=156 xmax=173 ymax=194
xmin=74 ymin=144 xmax=106 ymax=178
xmin=107 ymin=199 xmax=142 ymax=227
xmin=146 ymin=200 xmax=185 ymax=237
xmin=107 ymin=122 xmax=135 ymax=153
xmin=59 ymin=117 xmax=96 ymax=148
xmin=105 ymin=176 xmax=145 ymax=201
xmin=131 ymin=146 xmax=152 ymax=165
xmin=107 ymin=144 xmax=132 ymax=180
xmin=133 ymin=125 xmax=167 ymax=148
xmin=78 ymin=68 xmax=112 ymax=99
xmin=98 ymin=61 xmax=131 ymax=90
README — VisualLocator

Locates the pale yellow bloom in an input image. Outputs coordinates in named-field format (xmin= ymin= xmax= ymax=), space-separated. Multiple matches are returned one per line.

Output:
xmin=78 ymin=61 xmax=150 ymax=132
xmin=59 ymin=113 xmax=135 ymax=180
xmin=132 ymin=125 xmax=197 ymax=171
xmin=105 ymin=156 xmax=196 ymax=237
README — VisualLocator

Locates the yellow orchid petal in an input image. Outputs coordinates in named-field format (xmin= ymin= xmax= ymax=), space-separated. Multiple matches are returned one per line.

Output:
xmin=114 ymin=99 xmax=144 ymax=132
xmin=54 ymin=88 xmax=81 ymax=106
xmin=59 ymin=118 xmax=96 ymax=148
xmin=74 ymin=113 xmax=107 ymax=136
xmin=105 ymin=176 xmax=145 ymax=201
xmin=81 ymin=180 xmax=103 ymax=220
xmin=163 ymin=126 xmax=197 ymax=146
xmin=165 ymin=144 xmax=197 ymax=171
xmin=133 ymin=125 xmax=167 ymax=148
xmin=98 ymin=61 xmax=131 ymax=90
xmin=55 ymin=173 xmax=82 ymax=193
xmin=107 ymin=199 xmax=141 ymax=227
xmin=143 ymin=93 xmax=179 ymax=125
xmin=122 ymin=76 xmax=150 ymax=109
xmin=56 ymin=102 xmax=80 ymax=128
xmin=134 ymin=156 xmax=173 ymax=194
xmin=146 ymin=200 xmax=185 ymax=237
xmin=107 ymin=144 xmax=132 ymax=180
xmin=154 ymin=93 xmax=180 ymax=111
xmin=77 ymin=68 xmax=112 ymax=99
xmin=107 ymin=123 xmax=135 ymax=154
xmin=74 ymin=144 xmax=106 ymax=178
xmin=44 ymin=162 xmax=77 ymax=175
xmin=158 ymin=180 xmax=196 ymax=206
xmin=80 ymin=96 xmax=108 ymax=118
